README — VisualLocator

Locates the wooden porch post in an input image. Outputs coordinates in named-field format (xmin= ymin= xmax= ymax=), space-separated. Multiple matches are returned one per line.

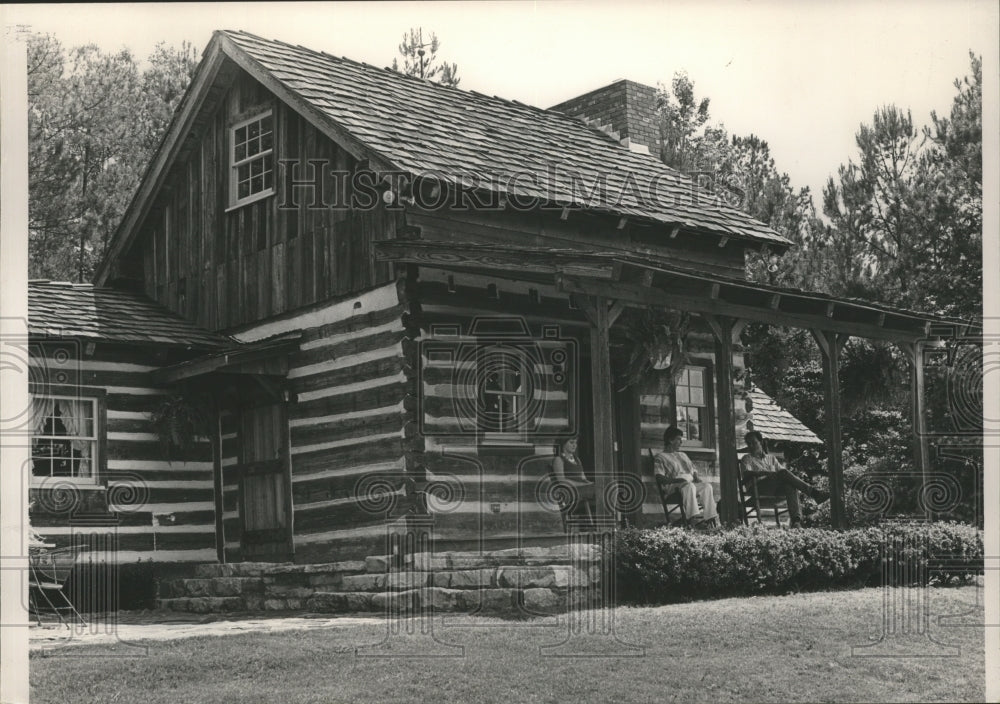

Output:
xmin=897 ymin=340 xmax=929 ymax=484
xmin=211 ymin=394 xmax=226 ymax=563
xmin=911 ymin=341 xmax=929 ymax=484
xmin=705 ymin=315 xmax=741 ymax=526
xmin=615 ymin=382 xmax=643 ymax=526
xmin=580 ymin=296 xmax=623 ymax=518
xmin=812 ymin=329 xmax=847 ymax=529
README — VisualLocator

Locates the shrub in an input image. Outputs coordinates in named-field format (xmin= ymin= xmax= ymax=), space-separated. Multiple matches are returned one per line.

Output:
xmin=613 ymin=521 xmax=982 ymax=605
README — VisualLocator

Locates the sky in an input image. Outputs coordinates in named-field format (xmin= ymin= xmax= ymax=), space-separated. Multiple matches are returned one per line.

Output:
xmin=2 ymin=0 xmax=997 ymax=207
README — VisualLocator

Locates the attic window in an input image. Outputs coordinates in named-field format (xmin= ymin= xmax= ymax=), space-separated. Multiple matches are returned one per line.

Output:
xmin=229 ymin=110 xmax=274 ymax=208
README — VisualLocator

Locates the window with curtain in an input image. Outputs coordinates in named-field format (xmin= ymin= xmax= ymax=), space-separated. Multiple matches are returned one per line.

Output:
xmin=31 ymin=395 xmax=99 ymax=483
xmin=477 ymin=345 xmax=533 ymax=436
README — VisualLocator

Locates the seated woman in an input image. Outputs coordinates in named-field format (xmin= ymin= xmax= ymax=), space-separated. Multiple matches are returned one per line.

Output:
xmin=741 ymin=430 xmax=829 ymax=527
xmin=551 ymin=437 xmax=596 ymax=530
xmin=654 ymin=426 xmax=719 ymax=528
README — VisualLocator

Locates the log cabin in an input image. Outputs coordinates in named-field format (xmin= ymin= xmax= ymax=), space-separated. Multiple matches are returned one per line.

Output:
xmin=27 ymin=30 xmax=979 ymax=571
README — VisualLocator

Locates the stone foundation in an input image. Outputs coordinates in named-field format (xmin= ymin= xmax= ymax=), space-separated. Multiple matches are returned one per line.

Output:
xmin=158 ymin=545 xmax=605 ymax=615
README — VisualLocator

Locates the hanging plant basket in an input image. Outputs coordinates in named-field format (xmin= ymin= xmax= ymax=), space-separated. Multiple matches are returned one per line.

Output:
xmin=150 ymin=393 xmax=214 ymax=462
xmin=618 ymin=307 xmax=691 ymax=390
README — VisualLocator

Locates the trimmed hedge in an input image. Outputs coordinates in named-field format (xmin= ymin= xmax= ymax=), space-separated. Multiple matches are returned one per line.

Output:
xmin=614 ymin=521 xmax=983 ymax=604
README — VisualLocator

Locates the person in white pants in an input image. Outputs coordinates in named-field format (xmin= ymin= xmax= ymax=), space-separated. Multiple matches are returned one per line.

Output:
xmin=653 ymin=426 xmax=719 ymax=528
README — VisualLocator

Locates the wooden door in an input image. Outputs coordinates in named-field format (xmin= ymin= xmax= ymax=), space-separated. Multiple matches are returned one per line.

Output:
xmin=238 ymin=402 xmax=292 ymax=561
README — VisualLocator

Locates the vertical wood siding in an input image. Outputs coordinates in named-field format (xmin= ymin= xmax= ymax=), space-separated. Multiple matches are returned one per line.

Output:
xmin=138 ymin=69 xmax=395 ymax=332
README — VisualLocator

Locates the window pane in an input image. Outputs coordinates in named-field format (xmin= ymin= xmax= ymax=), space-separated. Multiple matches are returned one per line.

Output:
xmin=500 ymin=369 xmax=521 ymax=392
xmin=690 ymin=387 xmax=704 ymax=406
xmin=688 ymin=368 xmax=703 ymax=387
xmin=235 ymin=125 xmax=247 ymax=145
xmin=262 ymin=130 xmax=273 ymax=151
xmin=689 ymin=422 xmax=702 ymax=441
xmin=251 ymin=175 xmax=263 ymax=193
xmin=238 ymin=180 xmax=250 ymax=199
xmin=238 ymin=163 xmax=250 ymax=182
xmin=679 ymin=368 xmax=689 ymax=385
xmin=248 ymin=120 xmax=260 ymax=140
xmin=263 ymin=169 xmax=273 ymax=191
xmin=261 ymin=114 xmax=273 ymax=134
xmin=676 ymin=386 xmax=689 ymax=404
xmin=235 ymin=143 xmax=246 ymax=162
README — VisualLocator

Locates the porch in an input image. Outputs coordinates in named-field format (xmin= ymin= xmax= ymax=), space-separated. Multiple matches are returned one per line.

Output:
xmin=376 ymin=239 xmax=981 ymax=531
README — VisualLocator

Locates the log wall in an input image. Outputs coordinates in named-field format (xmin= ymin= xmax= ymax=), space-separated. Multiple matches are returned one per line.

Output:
xmin=28 ymin=342 xmax=217 ymax=563
xmin=411 ymin=269 xmax=590 ymax=548
xmin=231 ymin=280 xmax=411 ymax=562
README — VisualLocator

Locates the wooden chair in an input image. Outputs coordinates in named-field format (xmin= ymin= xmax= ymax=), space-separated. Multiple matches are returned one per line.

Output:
xmin=545 ymin=469 xmax=596 ymax=533
xmin=737 ymin=458 xmax=789 ymax=527
xmin=29 ymin=544 xmax=87 ymax=628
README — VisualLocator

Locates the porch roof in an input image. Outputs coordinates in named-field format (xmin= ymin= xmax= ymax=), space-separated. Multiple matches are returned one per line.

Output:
xmin=28 ymin=281 xmax=234 ymax=350
xmin=747 ymin=386 xmax=823 ymax=446
xmin=374 ymin=239 xmax=980 ymax=343
xmin=149 ymin=331 xmax=302 ymax=384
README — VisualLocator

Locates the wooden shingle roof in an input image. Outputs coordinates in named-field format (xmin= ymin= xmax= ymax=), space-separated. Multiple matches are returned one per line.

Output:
xmin=747 ymin=386 xmax=823 ymax=446
xmin=28 ymin=281 xmax=234 ymax=349
xmin=220 ymin=30 xmax=790 ymax=247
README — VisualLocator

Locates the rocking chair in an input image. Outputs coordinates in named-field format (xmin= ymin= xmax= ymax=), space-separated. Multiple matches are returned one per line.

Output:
xmin=737 ymin=459 xmax=790 ymax=527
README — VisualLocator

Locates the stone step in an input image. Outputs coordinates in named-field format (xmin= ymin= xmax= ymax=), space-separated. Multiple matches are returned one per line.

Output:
xmin=369 ymin=546 xmax=602 ymax=573
xmin=159 ymin=577 xmax=264 ymax=599
xmin=159 ymin=596 xmax=245 ymax=614
xmin=157 ymin=585 xmax=599 ymax=615
xmin=193 ymin=560 xmax=366 ymax=579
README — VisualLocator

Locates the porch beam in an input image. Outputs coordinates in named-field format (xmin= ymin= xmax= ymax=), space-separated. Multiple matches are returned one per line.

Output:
xmin=703 ymin=314 xmax=741 ymax=526
xmin=587 ymin=295 xmax=616 ymax=518
xmin=811 ymin=328 xmax=847 ymax=529
xmin=558 ymin=275 xmax=926 ymax=343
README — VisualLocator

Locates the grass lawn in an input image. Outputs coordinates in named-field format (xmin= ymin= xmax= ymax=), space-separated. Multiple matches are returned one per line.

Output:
xmin=31 ymin=584 xmax=984 ymax=703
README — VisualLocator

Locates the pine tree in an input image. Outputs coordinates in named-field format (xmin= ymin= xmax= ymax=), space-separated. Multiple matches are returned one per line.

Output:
xmin=390 ymin=28 xmax=460 ymax=88
xmin=27 ymin=35 xmax=198 ymax=281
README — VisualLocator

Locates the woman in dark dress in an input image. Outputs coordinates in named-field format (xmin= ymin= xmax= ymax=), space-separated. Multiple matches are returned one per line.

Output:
xmin=551 ymin=437 xmax=596 ymax=529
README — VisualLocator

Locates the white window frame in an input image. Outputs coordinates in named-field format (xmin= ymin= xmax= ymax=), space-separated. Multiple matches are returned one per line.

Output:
xmin=675 ymin=365 xmax=713 ymax=449
xmin=477 ymin=345 xmax=531 ymax=441
xmin=30 ymin=394 xmax=101 ymax=486
xmin=228 ymin=110 xmax=275 ymax=210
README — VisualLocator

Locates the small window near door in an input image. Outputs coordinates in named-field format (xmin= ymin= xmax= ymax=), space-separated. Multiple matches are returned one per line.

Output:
xmin=675 ymin=366 xmax=712 ymax=449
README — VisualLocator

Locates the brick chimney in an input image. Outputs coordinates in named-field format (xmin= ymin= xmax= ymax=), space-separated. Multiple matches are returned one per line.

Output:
xmin=550 ymin=79 xmax=662 ymax=158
